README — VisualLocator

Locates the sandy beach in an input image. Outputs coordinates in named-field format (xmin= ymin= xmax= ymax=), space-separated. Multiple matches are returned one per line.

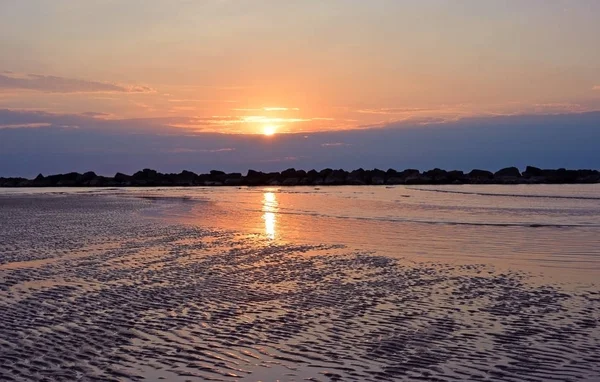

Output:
xmin=1 ymin=192 xmax=599 ymax=381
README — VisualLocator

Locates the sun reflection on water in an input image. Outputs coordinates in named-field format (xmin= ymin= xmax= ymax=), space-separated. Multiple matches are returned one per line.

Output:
xmin=262 ymin=191 xmax=278 ymax=239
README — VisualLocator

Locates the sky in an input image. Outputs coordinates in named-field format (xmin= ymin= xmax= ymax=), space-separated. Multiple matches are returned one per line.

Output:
xmin=1 ymin=0 xmax=600 ymax=176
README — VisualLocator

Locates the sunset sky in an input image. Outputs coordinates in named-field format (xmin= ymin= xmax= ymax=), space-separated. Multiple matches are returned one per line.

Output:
xmin=1 ymin=0 xmax=600 ymax=176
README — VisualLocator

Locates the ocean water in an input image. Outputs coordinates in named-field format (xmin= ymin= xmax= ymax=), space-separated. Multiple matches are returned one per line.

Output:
xmin=141 ymin=184 xmax=600 ymax=280
xmin=6 ymin=184 xmax=599 ymax=282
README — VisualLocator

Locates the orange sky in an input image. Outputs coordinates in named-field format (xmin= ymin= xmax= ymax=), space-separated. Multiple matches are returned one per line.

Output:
xmin=1 ymin=0 xmax=600 ymax=134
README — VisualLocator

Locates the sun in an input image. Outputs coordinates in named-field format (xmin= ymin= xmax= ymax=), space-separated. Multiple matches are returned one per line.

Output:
xmin=263 ymin=125 xmax=277 ymax=136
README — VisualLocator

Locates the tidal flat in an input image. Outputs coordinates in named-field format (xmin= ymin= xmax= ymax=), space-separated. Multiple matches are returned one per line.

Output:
xmin=1 ymin=192 xmax=599 ymax=381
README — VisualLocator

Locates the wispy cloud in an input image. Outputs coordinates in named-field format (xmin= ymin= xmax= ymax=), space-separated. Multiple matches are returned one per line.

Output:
xmin=356 ymin=107 xmax=432 ymax=115
xmin=531 ymin=103 xmax=589 ymax=113
xmin=263 ymin=107 xmax=300 ymax=111
xmin=0 ymin=122 xmax=52 ymax=129
xmin=162 ymin=148 xmax=235 ymax=154
xmin=168 ymin=99 xmax=238 ymax=103
xmin=167 ymin=115 xmax=313 ymax=132
xmin=0 ymin=73 xmax=154 ymax=94
xmin=233 ymin=107 xmax=300 ymax=112
xmin=321 ymin=142 xmax=352 ymax=147
xmin=80 ymin=111 xmax=110 ymax=118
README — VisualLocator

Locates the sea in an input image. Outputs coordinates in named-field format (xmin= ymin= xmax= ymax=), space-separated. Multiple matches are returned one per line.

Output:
xmin=6 ymin=183 xmax=598 ymax=284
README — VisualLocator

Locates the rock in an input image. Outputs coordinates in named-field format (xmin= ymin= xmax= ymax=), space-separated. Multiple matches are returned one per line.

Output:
xmin=224 ymin=178 xmax=244 ymax=186
xmin=178 ymin=170 xmax=197 ymax=183
xmin=246 ymin=169 xmax=267 ymax=185
xmin=2 ymin=167 xmax=600 ymax=187
xmin=282 ymin=178 xmax=299 ymax=186
xmin=495 ymin=167 xmax=521 ymax=178
xmin=423 ymin=168 xmax=449 ymax=184
xmin=468 ymin=169 xmax=494 ymax=183
xmin=133 ymin=169 xmax=158 ymax=180
xmin=447 ymin=170 xmax=466 ymax=183
xmin=79 ymin=171 xmax=97 ymax=183
xmin=324 ymin=169 xmax=348 ymax=185
xmin=385 ymin=177 xmax=404 ymax=185
xmin=369 ymin=169 xmax=387 ymax=185
xmin=114 ymin=172 xmax=131 ymax=183
xmin=281 ymin=168 xmax=298 ymax=178
xmin=348 ymin=169 xmax=366 ymax=185
xmin=56 ymin=172 xmax=81 ymax=186
xmin=523 ymin=166 xmax=543 ymax=178
xmin=542 ymin=168 xmax=578 ymax=183
xmin=371 ymin=176 xmax=385 ymax=185
xmin=576 ymin=170 xmax=600 ymax=183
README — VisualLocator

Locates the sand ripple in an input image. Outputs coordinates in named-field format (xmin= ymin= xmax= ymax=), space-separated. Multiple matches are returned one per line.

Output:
xmin=0 ymin=195 xmax=599 ymax=381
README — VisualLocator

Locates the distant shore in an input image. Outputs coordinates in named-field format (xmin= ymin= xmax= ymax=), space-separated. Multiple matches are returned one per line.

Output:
xmin=1 ymin=166 xmax=599 ymax=187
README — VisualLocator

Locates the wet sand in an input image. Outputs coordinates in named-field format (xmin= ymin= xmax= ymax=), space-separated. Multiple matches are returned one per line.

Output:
xmin=1 ymin=194 xmax=599 ymax=381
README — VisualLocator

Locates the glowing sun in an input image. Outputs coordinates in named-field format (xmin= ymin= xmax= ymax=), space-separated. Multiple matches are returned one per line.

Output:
xmin=263 ymin=125 xmax=277 ymax=136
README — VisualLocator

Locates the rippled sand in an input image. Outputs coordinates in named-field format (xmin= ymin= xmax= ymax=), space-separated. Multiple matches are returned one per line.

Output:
xmin=1 ymin=195 xmax=599 ymax=381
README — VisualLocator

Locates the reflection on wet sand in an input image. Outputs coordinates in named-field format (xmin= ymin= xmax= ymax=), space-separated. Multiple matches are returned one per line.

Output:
xmin=262 ymin=191 xmax=278 ymax=240
xmin=0 ymin=194 xmax=599 ymax=381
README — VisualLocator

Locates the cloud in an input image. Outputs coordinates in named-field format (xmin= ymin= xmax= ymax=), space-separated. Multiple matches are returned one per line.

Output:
xmin=0 ymin=123 xmax=51 ymax=129
xmin=356 ymin=107 xmax=432 ymax=115
xmin=162 ymin=148 xmax=235 ymax=154
xmin=233 ymin=107 xmax=300 ymax=112
xmin=80 ymin=111 xmax=110 ymax=118
xmin=0 ymin=73 xmax=154 ymax=93
xmin=594 ymin=85 xmax=600 ymax=91
xmin=263 ymin=107 xmax=300 ymax=111
xmin=2 ymin=109 xmax=600 ymax=177
xmin=531 ymin=103 xmax=589 ymax=113
xmin=321 ymin=142 xmax=352 ymax=147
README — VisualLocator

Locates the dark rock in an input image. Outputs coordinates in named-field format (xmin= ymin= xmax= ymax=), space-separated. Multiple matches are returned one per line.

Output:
xmin=468 ymin=169 xmax=494 ymax=183
xmin=523 ymin=166 xmax=543 ymax=178
xmin=306 ymin=169 xmax=319 ymax=178
xmin=224 ymin=178 xmax=244 ymax=186
xmin=371 ymin=176 xmax=385 ymax=185
xmin=56 ymin=172 xmax=81 ymax=186
xmin=2 ymin=166 xmax=600 ymax=187
xmin=210 ymin=170 xmax=226 ymax=176
xmin=246 ymin=169 xmax=267 ymax=185
xmin=447 ymin=170 xmax=466 ymax=183
xmin=423 ymin=168 xmax=449 ymax=184
xmin=385 ymin=177 xmax=404 ymax=185
xmin=543 ymin=168 xmax=578 ymax=183
xmin=114 ymin=172 xmax=131 ymax=183
xmin=281 ymin=168 xmax=298 ymax=178
xmin=247 ymin=169 xmax=262 ymax=177
xmin=495 ymin=167 xmax=521 ymax=178
xmin=133 ymin=169 xmax=158 ymax=180
xmin=282 ymin=178 xmax=300 ymax=186
xmin=324 ymin=169 xmax=348 ymax=185
xmin=576 ymin=170 xmax=600 ymax=183
xmin=348 ymin=169 xmax=366 ymax=185
xmin=79 ymin=171 xmax=97 ymax=183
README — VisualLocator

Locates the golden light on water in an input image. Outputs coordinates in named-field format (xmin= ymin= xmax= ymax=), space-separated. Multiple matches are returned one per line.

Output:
xmin=262 ymin=191 xmax=278 ymax=239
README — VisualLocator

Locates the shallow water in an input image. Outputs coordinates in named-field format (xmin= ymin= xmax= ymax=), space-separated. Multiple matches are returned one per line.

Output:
xmin=75 ymin=184 xmax=600 ymax=284
xmin=1 ymin=186 xmax=599 ymax=381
